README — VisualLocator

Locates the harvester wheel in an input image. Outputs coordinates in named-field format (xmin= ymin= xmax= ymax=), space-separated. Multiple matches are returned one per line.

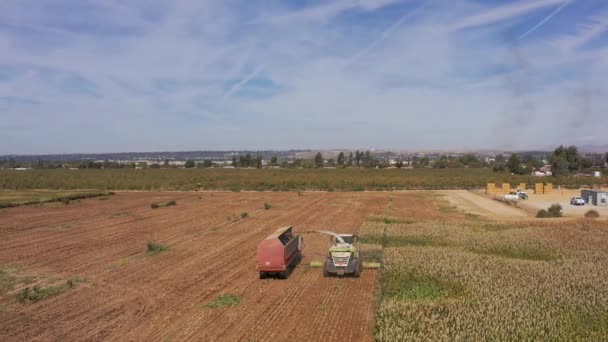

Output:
xmin=323 ymin=261 xmax=330 ymax=277
xmin=353 ymin=259 xmax=362 ymax=278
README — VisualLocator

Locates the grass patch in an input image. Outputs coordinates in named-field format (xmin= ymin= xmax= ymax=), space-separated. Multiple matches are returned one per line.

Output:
xmin=560 ymin=307 xmax=608 ymax=338
xmin=210 ymin=226 xmax=221 ymax=233
xmin=240 ymin=212 xmax=249 ymax=219
xmin=146 ymin=241 xmax=169 ymax=255
xmin=382 ymin=269 xmax=465 ymax=301
xmin=203 ymin=294 xmax=241 ymax=309
xmin=438 ymin=205 xmax=458 ymax=213
xmin=367 ymin=215 xmax=415 ymax=225
xmin=150 ymin=200 xmax=177 ymax=209
xmin=16 ymin=277 xmax=80 ymax=304
xmin=0 ymin=269 xmax=15 ymax=294
xmin=0 ymin=191 xmax=114 ymax=209
xmin=468 ymin=245 xmax=560 ymax=261
xmin=585 ymin=210 xmax=600 ymax=219
xmin=264 ymin=202 xmax=272 ymax=210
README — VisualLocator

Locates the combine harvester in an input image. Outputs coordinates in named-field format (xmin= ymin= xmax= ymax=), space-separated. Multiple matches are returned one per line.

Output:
xmin=256 ymin=226 xmax=303 ymax=279
xmin=311 ymin=230 xmax=380 ymax=277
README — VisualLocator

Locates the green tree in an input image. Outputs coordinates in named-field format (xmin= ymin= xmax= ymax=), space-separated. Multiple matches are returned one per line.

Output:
xmin=355 ymin=151 xmax=362 ymax=166
xmin=395 ymin=160 xmax=404 ymax=168
xmin=314 ymin=152 xmax=324 ymax=168
xmin=256 ymin=154 xmax=262 ymax=169
xmin=203 ymin=160 xmax=213 ymax=168
xmin=239 ymin=154 xmax=253 ymax=167
xmin=185 ymin=160 xmax=196 ymax=168
xmin=507 ymin=154 xmax=523 ymax=174
xmin=231 ymin=156 xmax=238 ymax=167
xmin=551 ymin=154 xmax=569 ymax=177
xmin=419 ymin=157 xmax=430 ymax=167
xmin=550 ymin=145 xmax=581 ymax=176
xmin=337 ymin=152 xmax=345 ymax=166
xmin=270 ymin=156 xmax=278 ymax=165
xmin=347 ymin=152 xmax=353 ymax=167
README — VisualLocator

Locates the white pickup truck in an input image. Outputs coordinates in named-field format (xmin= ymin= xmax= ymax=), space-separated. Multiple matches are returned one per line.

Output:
xmin=504 ymin=190 xmax=528 ymax=201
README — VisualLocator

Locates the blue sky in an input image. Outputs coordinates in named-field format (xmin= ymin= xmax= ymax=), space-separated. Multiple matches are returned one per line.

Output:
xmin=1 ymin=0 xmax=607 ymax=154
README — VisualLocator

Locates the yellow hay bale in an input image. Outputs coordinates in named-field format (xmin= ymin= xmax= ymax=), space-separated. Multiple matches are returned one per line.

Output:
xmin=310 ymin=261 xmax=323 ymax=268
xmin=363 ymin=262 xmax=381 ymax=269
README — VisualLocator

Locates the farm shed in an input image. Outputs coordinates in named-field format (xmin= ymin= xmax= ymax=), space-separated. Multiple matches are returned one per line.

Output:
xmin=581 ymin=190 xmax=608 ymax=206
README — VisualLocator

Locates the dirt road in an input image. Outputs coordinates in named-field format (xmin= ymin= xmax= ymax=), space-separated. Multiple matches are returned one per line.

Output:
xmin=437 ymin=190 xmax=528 ymax=219
xmin=0 ymin=191 xmax=401 ymax=341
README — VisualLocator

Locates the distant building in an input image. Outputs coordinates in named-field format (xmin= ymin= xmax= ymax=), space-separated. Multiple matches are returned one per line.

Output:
xmin=531 ymin=166 xmax=552 ymax=177
xmin=581 ymin=190 xmax=608 ymax=206
xmin=593 ymin=171 xmax=602 ymax=178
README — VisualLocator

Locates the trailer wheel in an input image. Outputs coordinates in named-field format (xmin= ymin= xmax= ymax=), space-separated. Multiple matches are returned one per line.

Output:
xmin=259 ymin=272 xmax=267 ymax=279
xmin=279 ymin=271 xmax=288 ymax=279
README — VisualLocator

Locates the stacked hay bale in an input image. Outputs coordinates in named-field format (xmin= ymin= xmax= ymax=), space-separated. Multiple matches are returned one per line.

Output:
xmin=519 ymin=183 xmax=527 ymax=191
xmin=535 ymin=183 xmax=544 ymax=194
xmin=486 ymin=183 xmax=496 ymax=194
xmin=544 ymin=183 xmax=553 ymax=194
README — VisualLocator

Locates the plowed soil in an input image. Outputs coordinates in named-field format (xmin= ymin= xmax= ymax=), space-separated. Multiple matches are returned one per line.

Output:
xmin=0 ymin=191 xmax=438 ymax=341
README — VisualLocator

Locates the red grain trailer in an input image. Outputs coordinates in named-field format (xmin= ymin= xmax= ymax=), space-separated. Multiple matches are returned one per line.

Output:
xmin=257 ymin=226 xmax=303 ymax=279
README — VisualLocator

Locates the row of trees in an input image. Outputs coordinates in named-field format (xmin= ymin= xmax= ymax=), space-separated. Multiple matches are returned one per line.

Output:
xmin=3 ymin=148 xmax=607 ymax=172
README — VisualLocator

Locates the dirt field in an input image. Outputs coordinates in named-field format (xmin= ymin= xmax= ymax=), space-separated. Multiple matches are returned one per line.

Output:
xmin=437 ymin=190 xmax=528 ymax=219
xmin=0 ymin=191 xmax=451 ymax=341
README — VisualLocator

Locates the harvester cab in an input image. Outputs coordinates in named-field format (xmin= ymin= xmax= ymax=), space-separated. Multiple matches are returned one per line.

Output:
xmin=318 ymin=230 xmax=362 ymax=277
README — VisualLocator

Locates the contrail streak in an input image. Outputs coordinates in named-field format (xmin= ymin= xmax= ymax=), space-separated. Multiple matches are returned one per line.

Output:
xmin=219 ymin=63 xmax=266 ymax=105
xmin=518 ymin=0 xmax=571 ymax=40
xmin=346 ymin=5 xmax=423 ymax=67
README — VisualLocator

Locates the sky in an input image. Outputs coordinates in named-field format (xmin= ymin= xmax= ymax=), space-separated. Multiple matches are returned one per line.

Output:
xmin=1 ymin=0 xmax=607 ymax=154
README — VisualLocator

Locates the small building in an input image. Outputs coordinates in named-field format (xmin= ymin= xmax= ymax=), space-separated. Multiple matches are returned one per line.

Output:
xmin=593 ymin=171 xmax=602 ymax=178
xmin=581 ymin=190 xmax=608 ymax=206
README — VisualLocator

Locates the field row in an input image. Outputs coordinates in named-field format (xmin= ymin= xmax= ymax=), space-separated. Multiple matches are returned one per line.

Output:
xmin=1 ymin=168 xmax=606 ymax=191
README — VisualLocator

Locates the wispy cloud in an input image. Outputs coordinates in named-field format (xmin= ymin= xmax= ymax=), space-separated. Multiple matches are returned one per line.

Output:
xmin=550 ymin=13 xmax=608 ymax=52
xmin=451 ymin=0 xmax=565 ymax=31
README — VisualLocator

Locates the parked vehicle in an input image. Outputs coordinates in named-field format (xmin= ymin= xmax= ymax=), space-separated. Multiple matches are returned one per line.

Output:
xmin=504 ymin=189 xmax=528 ymax=201
xmin=570 ymin=197 xmax=586 ymax=206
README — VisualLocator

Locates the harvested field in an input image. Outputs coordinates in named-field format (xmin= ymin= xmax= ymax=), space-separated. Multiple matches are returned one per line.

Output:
xmin=0 ymin=191 xmax=433 ymax=341
xmin=2 ymin=190 xmax=608 ymax=341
